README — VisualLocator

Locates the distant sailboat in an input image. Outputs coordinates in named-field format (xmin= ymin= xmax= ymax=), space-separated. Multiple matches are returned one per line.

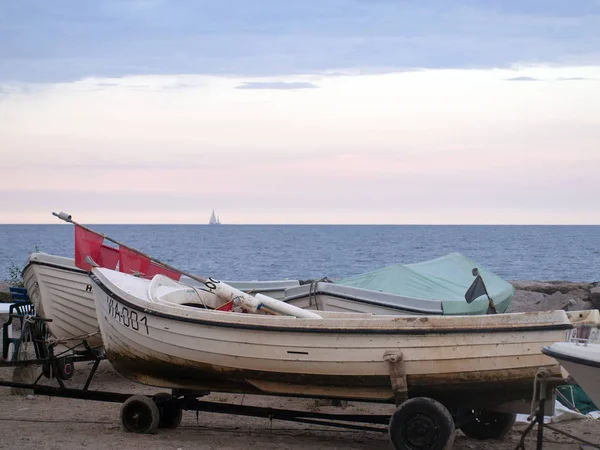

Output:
xmin=209 ymin=209 xmax=221 ymax=225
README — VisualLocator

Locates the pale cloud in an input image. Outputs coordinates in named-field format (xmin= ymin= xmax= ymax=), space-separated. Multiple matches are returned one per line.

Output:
xmin=1 ymin=66 xmax=600 ymax=224
xmin=235 ymin=81 xmax=319 ymax=90
xmin=555 ymin=77 xmax=596 ymax=81
xmin=505 ymin=76 xmax=541 ymax=81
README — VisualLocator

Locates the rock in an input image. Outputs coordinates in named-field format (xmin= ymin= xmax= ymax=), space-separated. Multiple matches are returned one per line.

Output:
xmin=590 ymin=285 xmax=600 ymax=309
xmin=510 ymin=280 xmax=594 ymax=295
xmin=508 ymin=280 xmax=599 ymax=313
xmin=508 ymin=291 xmax=548 ymax=313
xmin=509 ymin=289 xmax=592 ymax=313
xmin=545 ymin=290 xmax=591 ymax=312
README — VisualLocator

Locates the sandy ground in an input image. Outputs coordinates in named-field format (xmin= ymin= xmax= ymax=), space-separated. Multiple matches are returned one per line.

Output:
xmin=0 ymin=360 xmax=598 ymax=450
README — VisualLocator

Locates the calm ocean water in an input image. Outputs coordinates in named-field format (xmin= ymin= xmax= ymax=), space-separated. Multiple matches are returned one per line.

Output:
xmin=0 ymin=225 xmax=599 ymax=282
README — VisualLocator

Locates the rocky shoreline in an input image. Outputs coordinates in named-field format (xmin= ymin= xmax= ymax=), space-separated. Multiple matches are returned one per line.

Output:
xmin=2 ymin=278 xmax=600 ymax=312
xmin=508 ymin=280 xmax=600 ymax=313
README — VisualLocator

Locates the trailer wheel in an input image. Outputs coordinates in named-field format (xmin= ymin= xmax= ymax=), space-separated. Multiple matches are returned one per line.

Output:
xmin=389 ymin=397 xmax=455 ymax=450
xmin=121 ymin=395 xmax=160 ymax=434
xmin=460 ymin=411 xmax=516 ymax=440
xmin=153 ymin=392 xmax=183 ymax=429
xmin=56 ymin=358 xmax=74 ymax=380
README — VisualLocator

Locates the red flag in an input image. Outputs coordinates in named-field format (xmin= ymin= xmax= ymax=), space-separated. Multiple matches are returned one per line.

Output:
xmin=97 ymin=244 xmax=119 ymax=270
xmin=119 ymin=247 xmax=151 ymax=276
xmin=144 ymin=262 xmax=182 ymax=281
xmin=217 ymin=301 xmax=233 ymax=311
xmin=74 ymin=225 xmax=104 ymax=271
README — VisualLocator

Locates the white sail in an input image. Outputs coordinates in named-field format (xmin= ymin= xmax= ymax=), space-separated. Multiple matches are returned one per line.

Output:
xmin=209 ymin=209 xmax=219 ymax=225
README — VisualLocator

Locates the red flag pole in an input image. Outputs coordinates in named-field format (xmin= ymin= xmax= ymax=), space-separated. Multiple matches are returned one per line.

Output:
xmin=52 ymin=211 xmax=209 ymax=284
xmin=53 ymin=211 xmax=324 ymax=319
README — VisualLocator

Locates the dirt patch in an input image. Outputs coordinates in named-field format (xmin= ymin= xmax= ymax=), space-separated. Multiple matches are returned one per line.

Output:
xmin=0 ymin=361 xmax=598 ymax=450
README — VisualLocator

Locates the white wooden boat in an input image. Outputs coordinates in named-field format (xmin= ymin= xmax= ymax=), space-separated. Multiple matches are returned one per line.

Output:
xmin=90 ymin=266 xmax=574 ymax=411
xmin=22 ymin=252 xmax=301 ymax=348
xmin=23 ymin=252 xmax=102 ymax=348
xmin=542 ymin=341 xmax=600 ymax=407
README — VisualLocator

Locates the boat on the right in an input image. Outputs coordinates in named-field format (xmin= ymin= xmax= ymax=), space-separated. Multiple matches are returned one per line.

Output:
xmin=542 ymin=340 xmax=600 ymax=407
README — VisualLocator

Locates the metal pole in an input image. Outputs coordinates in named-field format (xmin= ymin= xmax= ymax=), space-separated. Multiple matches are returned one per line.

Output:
xmin=52 ymin=211 xmax=209 ymax=284
xmin=480 ymin=279 xmax=498 ymax=314
xmin=536 ymin=375 xmax=547 ymax=450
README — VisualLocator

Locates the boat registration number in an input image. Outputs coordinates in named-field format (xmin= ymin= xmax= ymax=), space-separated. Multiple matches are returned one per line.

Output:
xmin=106 ymin=297 xmax=149 ymax=335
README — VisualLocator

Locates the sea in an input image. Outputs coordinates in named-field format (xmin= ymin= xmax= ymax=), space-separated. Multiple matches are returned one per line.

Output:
xmin=0 ymin=225 xmax=599 ymax=283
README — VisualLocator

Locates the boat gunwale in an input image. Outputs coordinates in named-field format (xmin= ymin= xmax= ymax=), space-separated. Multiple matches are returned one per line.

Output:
xmin=26 ymin=259 xmax=444 ymax=314
xmin=91 ymin=272 xmax=574 ymax=335
xmin=22 ymin=259 xmax=87 ymax=278
xmin=26 ymin=258 xmax=296 ymax=294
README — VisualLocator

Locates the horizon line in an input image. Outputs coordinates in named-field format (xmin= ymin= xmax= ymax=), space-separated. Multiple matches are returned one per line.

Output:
xmin=1 ymin=223 xmax=599 ymax=226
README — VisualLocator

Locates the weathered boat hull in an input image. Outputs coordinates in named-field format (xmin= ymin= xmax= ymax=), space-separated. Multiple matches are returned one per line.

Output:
xmin=23 ymin=253 xmax=102 ymax=348
xmin=91 ymin=267 xmax=571 ymax=412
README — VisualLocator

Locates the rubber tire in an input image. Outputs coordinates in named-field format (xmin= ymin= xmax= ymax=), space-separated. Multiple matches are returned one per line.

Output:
xmin=153 ymin=392 xmax=183 ymax=429
xmin=120 ymin=395 xmax=160 ymax=434
xmin=460 ymin=411 xmax=516 ymax=440
xmin=389 ymin=397 xmax=455 ymax=450
xmin=57 ymin=358 xmax=74 ymax=381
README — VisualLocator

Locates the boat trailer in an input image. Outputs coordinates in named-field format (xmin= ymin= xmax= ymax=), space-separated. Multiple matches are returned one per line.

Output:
xmin=1 ymin=302 xmax=599 ymax=449
xmin=0 ymin=304 xmax=492 ymax=449
xmin=0 ymin=302 xmax=391 ymax=435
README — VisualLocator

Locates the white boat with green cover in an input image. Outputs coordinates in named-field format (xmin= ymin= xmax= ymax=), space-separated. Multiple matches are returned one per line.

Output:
xmin=284 ymin=253 xmax=514 ymax=315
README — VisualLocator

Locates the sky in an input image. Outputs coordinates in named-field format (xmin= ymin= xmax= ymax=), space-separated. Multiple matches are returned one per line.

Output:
xmin=1 ymin=0 xmax=600 ymax=224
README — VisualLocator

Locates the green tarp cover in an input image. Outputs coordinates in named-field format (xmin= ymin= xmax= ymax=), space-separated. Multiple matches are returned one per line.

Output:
xmin=556 ymin=384 xmax=599 ymax=415
xmin=336 ymin=252 xmax=514 ymax=315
